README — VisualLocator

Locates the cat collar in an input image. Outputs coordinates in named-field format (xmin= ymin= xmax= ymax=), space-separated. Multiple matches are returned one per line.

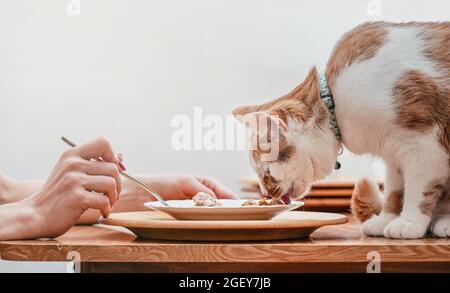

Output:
xmin=319 ymin=72 xmax=342 ymax=170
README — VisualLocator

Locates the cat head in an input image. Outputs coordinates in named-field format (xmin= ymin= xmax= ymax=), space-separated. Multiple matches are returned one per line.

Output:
xmin=233 ymin=67 xmax=340 ymax=199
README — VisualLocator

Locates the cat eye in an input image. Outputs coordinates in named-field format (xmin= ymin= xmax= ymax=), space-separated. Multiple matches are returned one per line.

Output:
xmin=278 ymin=145 xmax=295 ymax=162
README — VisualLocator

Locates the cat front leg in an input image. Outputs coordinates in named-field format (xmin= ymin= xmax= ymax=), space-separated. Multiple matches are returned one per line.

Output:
xmin=362 ymin=163 xmax=403 ymax=236
xmin=384 ymin=147 xmax=449 ymax=239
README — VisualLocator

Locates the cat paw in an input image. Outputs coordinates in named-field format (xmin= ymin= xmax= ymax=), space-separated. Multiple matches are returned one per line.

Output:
xmin=431 ymin=216 xmax=450 ymax=238
xmin=383 ymin=217 xmax=427 ymax=239
xmin=362 ymin=214 xmax=396 ymax=236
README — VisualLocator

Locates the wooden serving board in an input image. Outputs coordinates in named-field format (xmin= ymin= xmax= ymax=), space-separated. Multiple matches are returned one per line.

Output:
xmin=100 ymin=211 xmax=348 ymax=242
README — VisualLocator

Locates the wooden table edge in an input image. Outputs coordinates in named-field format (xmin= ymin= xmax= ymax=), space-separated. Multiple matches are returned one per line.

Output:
xmin=2 ymin=242 xmax=450 ymax=263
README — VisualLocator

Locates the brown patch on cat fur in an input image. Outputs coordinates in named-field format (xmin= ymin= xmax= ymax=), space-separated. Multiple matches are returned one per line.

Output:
xmin=384 ymin=190 xmax=404 ymax=215
xmin=326 ymin=22 xmax=389 ymax=87
xmin=393 ymin=70 xmax=450 ymax=155
xmin=420 ymin=178 xmax=448 ymax=216
xmin=391 ymin=22 xmax=450 ymax=155
xmin=439 ymin=126 xmax=450 ymax=155
xmin=419 ymin=22 xmax=450 ymax=83
xmin=351 ymin=178 xmax=382 ymax=222
xmin=233 ymin=67 xmax=328 ymax=126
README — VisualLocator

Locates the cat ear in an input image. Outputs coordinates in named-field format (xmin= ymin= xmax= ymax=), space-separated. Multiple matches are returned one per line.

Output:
xmin=234 ymin=105 xmax=287 ymax=131
xmin=233 ymin=105 xmax=259 ymax=122
xmin=240 ymin=111 xmax=287 ymax=136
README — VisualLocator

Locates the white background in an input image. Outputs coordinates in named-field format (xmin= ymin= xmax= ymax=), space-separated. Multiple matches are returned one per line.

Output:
xmin=0 ymin=0 xmax=448 ymax=272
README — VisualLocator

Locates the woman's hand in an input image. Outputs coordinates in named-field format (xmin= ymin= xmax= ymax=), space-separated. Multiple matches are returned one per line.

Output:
xmin=121 ymin=174 xmax=236 ymax=204
xmin=25 ymin=137 xmax=123 ymax=238
xmin=151 ymin=174 xmax=237 ymax=200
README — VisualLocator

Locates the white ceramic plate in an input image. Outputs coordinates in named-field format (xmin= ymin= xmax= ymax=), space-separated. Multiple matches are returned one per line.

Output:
xmin=144 ymin=199 xmax=304 ymax=220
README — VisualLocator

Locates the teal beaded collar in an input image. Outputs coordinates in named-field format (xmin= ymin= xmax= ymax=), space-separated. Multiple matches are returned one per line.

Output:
xmin=319 ymin=72 xmax=342 ymax=170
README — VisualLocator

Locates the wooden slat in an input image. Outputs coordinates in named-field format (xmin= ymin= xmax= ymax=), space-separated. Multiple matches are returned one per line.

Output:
xmin=239 ymin=178 xmax=357 ymax=189
xmin=241 ymin=188 xmax=353 ymax=198
xmin=302 ymin=198 xmax=351 ymax=209
xmin=239 ymin=178 xmax=384 ymax=190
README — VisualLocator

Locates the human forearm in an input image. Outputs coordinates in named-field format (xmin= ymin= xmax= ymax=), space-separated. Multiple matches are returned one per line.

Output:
xmin=7 ymin=180 xmax=43 ymax=203
xmin=0 ymin=171 xmax=43 ymax=205
xmin=0 ymin=172 xmax=13 ymax=205
xmin=0 ymin=198 xmax=40 ymax=240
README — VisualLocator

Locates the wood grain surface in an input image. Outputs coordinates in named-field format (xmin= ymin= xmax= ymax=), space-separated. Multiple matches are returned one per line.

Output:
xmin=300 ymin=198 xmax=351 ymax=209
xmin=1 ymin=214 xmax=449 ymax=272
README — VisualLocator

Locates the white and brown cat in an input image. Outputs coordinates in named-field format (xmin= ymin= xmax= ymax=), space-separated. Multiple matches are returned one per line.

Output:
xmin=233 ymin=22 xmax=449 ymax=239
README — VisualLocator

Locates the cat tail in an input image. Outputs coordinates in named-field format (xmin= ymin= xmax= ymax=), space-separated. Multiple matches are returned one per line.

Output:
xmin=351 ymin=178 xmax=383 ymax=222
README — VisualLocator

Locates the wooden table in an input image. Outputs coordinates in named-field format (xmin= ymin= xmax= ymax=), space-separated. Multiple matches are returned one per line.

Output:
xmin=1 ymin=214 xmax=449 ymax=272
